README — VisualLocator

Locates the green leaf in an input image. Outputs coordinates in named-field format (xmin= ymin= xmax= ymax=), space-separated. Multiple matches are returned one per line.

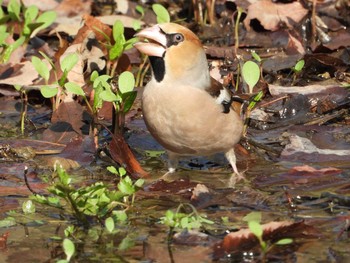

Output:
xmin=40 ymin=85 xmax=58 ymax=98
xmin=124 ymin=37 xmax=138 ymax=50
xmin=118 ymin=236 xmax=134 ymax=251
xmin=0 ymin=216 xmax=16 ymax=228
xmin=8 ymin=0 xmax=21 ymax=21
xmin=105 ymin=217 xmax=115 ymax=233
xmin=24 ymin=5 xmax=39 ymax=22
xmin=132 ymin=20 xmax=141 ymax=31
xmin=99 ymin=89 xmax=118 ymax=102
xmin=109 ymin=41 xmax=124 ymax=60
xmin=90 ymin=70 xmax=99 ymax=82
xmin=107 ymin=166 xmax=118 ymax=175
xmin=61 ymin=53 xmax=79 ymax=73
xmin=65 ymin=82 xmax=85 ymax=96
xmin=243 ymin=211 xmax=261 ymax=223
xmin=2 ymin=36 xmax=25 ymax=62
xmin=121 ymin=91 xmax=137 ymax=113
xmin=248 ymin=220 xmax=263 ymax=239
xmin=22 ymin=200 xmax=36 ymax=214
xmin=30 ymin=10 xmax=57 ymax=38
xmin=152 ymin=4 xmax=170 ymax=24
xmin=13 ymin=84 xmax=21 ymax=91
xmin=135 ymin=5 xmax=144 ymax=17
xmin=275 ymin=238 xmax=293 ymax=245
xmin=118 ymin=71 xmax=135 ymax=93
xmin=251 ymin=50 xmax=262 ymax=62
xmin=242 ymin=60 xmax=260 ymax=93
xmin=113 ymin=20 xmax=124 ymax=42
xmin=32 ymin=56 xmax=50 ymax=81
xmin=293 ymin=59 xmax=305 ymax=72
xmin=134 ymin=178 xmax=144 ymax=188
xmin=113 ymin=210 xmax=128 ymax=223
xmin=118 ymin=176 xmax=134 ymax=195
xmin=62 ymin=238 xmax=75 ymax=261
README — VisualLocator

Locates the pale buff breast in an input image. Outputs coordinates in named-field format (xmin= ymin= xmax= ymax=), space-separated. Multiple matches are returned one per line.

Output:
xmin=142 ymin=83 xmax=243 ymax=156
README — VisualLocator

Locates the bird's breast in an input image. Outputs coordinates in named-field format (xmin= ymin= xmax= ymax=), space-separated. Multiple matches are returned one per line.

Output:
xmin=142 ymin=83 xmax=243 ymax=156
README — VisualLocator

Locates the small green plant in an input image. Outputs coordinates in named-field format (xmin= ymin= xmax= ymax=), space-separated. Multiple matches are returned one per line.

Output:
xmin=292 ymin=59 xmax=305 ymax=73
xmin=242 ymin=60 xmax=260 ymax=94
xmin=0 ymin=0 xmax=56 ymax=62
xmin=291 ymin=59 xmax=305 ymax=84
xmin=160 ymin=203 xmax=214 ymax=231
xmin=31 ymin=52 xmax=80 ymax=110
xmin=90 ymin=70 xmax=137 ymax=134
xmin=244 ymin=212 xmax=293 ymax=260
xmin=31 ymin=163 xmax=144 ymax=228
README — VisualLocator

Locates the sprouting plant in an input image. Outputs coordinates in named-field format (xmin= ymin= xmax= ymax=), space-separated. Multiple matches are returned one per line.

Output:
xmin=242 ymin=60 xmax=260 ymax=94
xmin=292 ymin=59 xmax=305 ymax=73
xmin=90 ymin=70 xmax=137 ymax=134
xmin=95 ymin=20 xmax=137 ymax=77
xmin=160 ymin=203 xmax=214 ymax=231
xmin=0 ymin=0 xmax=56 ymax=62
xmin=245 ymin=212 xmax=293 ymax=260
xmin=31 ymin=52 xmax=80 ymax=110
xmin=291 ymin=59 xmax=305 ymax=84
xmin=30 ymin=163 xmax=144 ymax=229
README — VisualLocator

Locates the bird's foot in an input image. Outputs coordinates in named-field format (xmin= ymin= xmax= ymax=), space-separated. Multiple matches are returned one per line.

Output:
xmin=228 ymin=171 xmax=246 ymax=188
xmin=160 ymin=167 xmax=176 ymax=181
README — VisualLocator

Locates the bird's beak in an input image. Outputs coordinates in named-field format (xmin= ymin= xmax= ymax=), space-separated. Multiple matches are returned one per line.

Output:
xmin=134 ymin=25 xmax=167 ymax=57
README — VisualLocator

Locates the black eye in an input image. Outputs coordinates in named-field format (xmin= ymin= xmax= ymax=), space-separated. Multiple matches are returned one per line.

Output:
xmin=173 ymin=33 xmax=184 ymax=43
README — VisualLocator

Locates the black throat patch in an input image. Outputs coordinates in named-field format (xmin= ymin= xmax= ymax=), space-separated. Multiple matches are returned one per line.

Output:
xmin=149 ymin=56 xmax=165 ymax=82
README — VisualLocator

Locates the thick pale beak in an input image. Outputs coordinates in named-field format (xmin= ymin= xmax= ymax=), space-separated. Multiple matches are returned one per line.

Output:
xmin=134 ymin=25 xmax=167 ymax=57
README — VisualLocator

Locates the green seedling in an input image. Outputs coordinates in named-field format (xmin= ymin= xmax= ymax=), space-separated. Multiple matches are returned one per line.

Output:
xmin=161 ymin=203 xmax=214 ymax=231
xmin=91 ymin=70 xmax=137 ymax=133
xmin=31 ymin=52 xmax=80 ymax=110
xmin=95 ymin=20 xmax=137 ymax=77
xmin=291 ymin=59 xmax=305 ymax=84
xmin=152 ymin=4 xmax=170 ymax=24
xmin=242 ymin=60 xmax=260 ymax=94
xmin=292 ymin=59 xmax=305 ymax=73
xmin=0 ymin=0 xmax=56 ymax=62
xmin=244 ymin=212 xmax=293 ymax=260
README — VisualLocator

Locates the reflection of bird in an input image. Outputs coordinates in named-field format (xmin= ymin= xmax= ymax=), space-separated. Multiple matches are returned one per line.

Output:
xmin=134 ymin=23 xmax=244 ymax=182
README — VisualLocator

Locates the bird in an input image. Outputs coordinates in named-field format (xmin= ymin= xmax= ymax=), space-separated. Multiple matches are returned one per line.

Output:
xmin=134 ymin=23 xmax=244 ymax=182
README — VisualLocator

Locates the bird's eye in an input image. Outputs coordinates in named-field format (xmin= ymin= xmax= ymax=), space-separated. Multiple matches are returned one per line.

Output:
xmin=173 ymin=33 xmax=184 ymax=43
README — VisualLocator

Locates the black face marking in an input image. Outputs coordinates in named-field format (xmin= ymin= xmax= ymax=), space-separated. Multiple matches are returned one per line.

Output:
xmin=222 ymin=101 xmax=231 ymax=114
xmin=149 ymin=56 xmax=165 ymax=82
xmin=166 ymin=33 xmax=184 ymax=47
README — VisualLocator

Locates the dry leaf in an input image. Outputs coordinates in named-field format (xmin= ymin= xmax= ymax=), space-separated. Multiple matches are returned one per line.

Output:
xmin=244 ymin=0 xmax=308 ymax=31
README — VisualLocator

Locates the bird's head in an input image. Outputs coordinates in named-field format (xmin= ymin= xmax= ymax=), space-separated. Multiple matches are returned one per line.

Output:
xmin=134 ymin=23 xmax=210 ymax=89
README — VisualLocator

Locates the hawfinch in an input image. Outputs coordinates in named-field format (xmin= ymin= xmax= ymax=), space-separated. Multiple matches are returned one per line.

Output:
xmin=134 ymin=23 xmax=244 ymax=181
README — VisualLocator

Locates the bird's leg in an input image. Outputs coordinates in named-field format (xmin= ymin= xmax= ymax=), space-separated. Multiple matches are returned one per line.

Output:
xmin=160 ymin=151 xmax=179 ymax=180
xmin=225 ymin=148 xmax=245 ymax=184
xmin=167 ymin=151 xmax=179 ymax=173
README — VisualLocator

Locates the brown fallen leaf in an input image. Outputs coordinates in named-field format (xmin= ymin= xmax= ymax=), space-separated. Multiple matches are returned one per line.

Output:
xmin=289 ymin=165 xmax=342 ymax=176
xmin=109 ymin=132 xmax=149 ymax=179
xmin=214 ymin=220 xmax=317 ymax=258
xmin=244 ymin=1 xmax=308 ymax=31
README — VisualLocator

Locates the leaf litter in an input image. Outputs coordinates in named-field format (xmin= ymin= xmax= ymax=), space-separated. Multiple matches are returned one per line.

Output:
xmin=0 ymin=0 xmax=349 ymax=262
